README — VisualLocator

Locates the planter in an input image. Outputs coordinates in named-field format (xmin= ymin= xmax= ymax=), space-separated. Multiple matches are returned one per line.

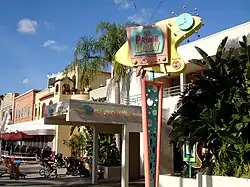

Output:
xmin=98 ymin=165 xmax=121 ymax=179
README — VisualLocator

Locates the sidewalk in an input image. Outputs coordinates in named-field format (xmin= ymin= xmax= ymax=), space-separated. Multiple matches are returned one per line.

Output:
xmin=0 ymin=163 xmax=41 ymax=174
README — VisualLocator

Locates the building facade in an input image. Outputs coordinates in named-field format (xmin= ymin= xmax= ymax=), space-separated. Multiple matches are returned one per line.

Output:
xmin=5 ymin=67 xmax=111 ymax=156
xmin=13 ymin=90 xmax=40 ymax=124
xmin=0 ymin=93 xmax=19 ymax=127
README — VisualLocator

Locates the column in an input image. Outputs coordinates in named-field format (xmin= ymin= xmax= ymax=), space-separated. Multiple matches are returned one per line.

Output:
xmin=180 ymin=73 xmax=186 ymax=92
xmin=121 ymin=124 xmax=129 ymax=187
xmin=140 ymin=132 xmax=144 ymax=176
xmin=92 ymin=126 xmax=98 ymax=184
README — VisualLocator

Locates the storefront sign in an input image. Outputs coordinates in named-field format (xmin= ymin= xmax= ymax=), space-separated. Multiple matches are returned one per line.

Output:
xmin=127 ymin=25 xmax=169 ymax=67
xmin=69 ymin=101 xmax=143 ymax=124
xmin=44 ymin=102 xmax=69 ymax=117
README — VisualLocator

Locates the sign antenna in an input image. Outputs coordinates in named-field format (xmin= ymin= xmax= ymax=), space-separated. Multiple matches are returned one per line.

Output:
xmin=149 ymin=0 xmax=163 ymax=24
xmin=132 ymin=2 xmax=137 ymax=11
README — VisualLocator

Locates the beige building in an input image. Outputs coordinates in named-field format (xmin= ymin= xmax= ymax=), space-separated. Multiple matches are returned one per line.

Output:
xmin=5 ymin=65 xmax=111 ymax=156
xmin=0 ymin=93 xmax=19 ymax=127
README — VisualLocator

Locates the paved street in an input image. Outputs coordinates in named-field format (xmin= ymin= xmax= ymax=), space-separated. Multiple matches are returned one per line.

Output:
xmin=0 ymin=164 xmax=144 ymax=187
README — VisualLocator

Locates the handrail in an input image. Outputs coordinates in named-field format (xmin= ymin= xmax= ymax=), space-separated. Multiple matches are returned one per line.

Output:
xmin=123 ymin=83 xmax=190 ymax=106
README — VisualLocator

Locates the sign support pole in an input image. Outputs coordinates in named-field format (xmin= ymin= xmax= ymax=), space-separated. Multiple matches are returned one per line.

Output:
xmin=141 ymin=71 xmax=163 ymax=187
xmin=188 ymin=160 xmax=192 ymax=178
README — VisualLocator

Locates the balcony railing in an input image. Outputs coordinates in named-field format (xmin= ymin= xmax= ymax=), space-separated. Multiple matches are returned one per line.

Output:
xmin=123 ymin=83 xmax=190 ymax=106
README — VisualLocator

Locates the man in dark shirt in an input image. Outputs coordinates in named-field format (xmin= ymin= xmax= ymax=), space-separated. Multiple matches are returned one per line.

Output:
xmin=41 ymin=146 xmax=53 ymax=171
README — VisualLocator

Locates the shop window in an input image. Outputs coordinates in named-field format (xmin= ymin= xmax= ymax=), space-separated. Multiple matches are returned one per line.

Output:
xmin=41 ymin=103 xmax=46 ymax=118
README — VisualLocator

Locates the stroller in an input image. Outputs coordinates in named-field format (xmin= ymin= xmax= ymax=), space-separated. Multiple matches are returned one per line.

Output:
xmin=4 ymin=158 xmax=26 ymax=180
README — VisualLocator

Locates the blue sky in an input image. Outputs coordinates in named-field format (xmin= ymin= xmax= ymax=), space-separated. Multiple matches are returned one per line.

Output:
xmin=0 ymin=0 xmax=249 ymax=94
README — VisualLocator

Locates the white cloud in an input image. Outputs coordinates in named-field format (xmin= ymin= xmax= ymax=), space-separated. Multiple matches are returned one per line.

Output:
xmin=44 ymin=21 xmax=55 ymax=29
xmin=128 ymin=8 xmax=152 ymax=24
xmin=113 ymin=0 xmax=133 ymax=9
xmin=17 ymin=19 xmax=38 ymax=34
xmin=43 ymin=40 xmax=68 ymax=52
xmin=22 ymin=78 xmax=29 ymax=84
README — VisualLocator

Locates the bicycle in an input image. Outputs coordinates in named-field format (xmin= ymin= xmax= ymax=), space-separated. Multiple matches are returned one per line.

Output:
xmin=39 ymin=160 xmax=57 ymax=178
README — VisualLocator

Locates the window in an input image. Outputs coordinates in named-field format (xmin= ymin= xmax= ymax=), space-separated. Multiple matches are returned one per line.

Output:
xmin=72 ymin=75 xmax=76 ymax=90
xmin=24 ymin=107 xmax=26 ymax=117
xmin=62 ymin=84 xmax=70 ymax=94
xmin=27 ymin=106 xmax=31 ymax=116
xmin=35 ymin=108 xmax=37 ymax=117
xmin=9 ymin=109 xmax=12 ymax=120
xmin=21 ymin=108 xmax=24 ymax=117
xmin=41 ymin=103 xmax=46 ymax=118
xmin=55 ymin=84 xmax=59 ymax=94
xmin=38 ymin=106 xmax=40 ymax=118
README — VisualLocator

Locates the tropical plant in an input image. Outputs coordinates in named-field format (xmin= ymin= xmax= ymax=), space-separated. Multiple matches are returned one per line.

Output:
xmin=168 ymin=35 xmax=250 ymax=177
xmin=65 ymin=128 xmax=120 ymax=166
xmin=98 ymin=134 xmax=121 ymax=166
xmin=63 ymin=129 xmax=92 ymax=157
xmin=96 ymin=21 xmax=139 ymax=150
xmin=96 ymin=21 xmax=138 ymax=103
xmin=66 ymin=96 xmax=120 ymax=166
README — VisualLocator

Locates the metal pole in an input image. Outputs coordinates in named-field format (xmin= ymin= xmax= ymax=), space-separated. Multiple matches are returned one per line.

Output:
xmin=188 ymin=161 xmax=192 ymax=178
xmin=149 ymin=71 xmax=155 ymax=80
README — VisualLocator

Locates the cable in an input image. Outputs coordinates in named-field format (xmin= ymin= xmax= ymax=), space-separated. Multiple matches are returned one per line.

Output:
xmin=149 ymin=0 xmax=164 ymax=23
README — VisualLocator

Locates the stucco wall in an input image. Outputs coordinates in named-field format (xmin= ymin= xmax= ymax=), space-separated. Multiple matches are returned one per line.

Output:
xmin=159 ymin=174 xmax=250 ymax=187
xmin=34 ymin=88 xmax=56 ymax=120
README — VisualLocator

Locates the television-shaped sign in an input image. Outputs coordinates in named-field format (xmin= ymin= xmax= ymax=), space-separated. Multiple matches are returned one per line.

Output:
xmin=127 ymin=25 xmax=169 ymax=67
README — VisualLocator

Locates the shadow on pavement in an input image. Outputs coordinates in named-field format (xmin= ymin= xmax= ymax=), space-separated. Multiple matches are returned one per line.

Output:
xmin=0 ymin=175 xmax=144 ymax=187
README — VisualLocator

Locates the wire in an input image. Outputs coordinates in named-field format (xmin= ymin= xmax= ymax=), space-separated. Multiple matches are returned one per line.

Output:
xmin=149 ymin=0 xmax=164 ymax=23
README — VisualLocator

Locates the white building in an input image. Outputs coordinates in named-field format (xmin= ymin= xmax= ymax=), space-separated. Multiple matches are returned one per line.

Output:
xmin=89 ymin=21 xmax=250 ymax=177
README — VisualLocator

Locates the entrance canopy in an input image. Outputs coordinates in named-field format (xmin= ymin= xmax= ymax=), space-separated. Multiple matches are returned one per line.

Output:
xmin=6 ymin=119 xmax=56 ymax=136
xmin=44 ymin=99 xmax=170 ymax=132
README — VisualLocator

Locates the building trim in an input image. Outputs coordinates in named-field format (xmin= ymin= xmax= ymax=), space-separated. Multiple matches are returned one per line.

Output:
xmin=15 ymin=89 xmax=41 ymax=100
xmin=39 ymin=93 xmax=54 ymax=101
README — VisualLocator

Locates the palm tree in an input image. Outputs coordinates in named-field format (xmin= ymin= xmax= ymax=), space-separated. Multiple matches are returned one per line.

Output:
xmin=66 ymin=21 xmax=138 ymax=150
xmin=95 ymin=21 xmax=139 ymax=150
xmin=64 ymin=36 xmax=106 ymax=92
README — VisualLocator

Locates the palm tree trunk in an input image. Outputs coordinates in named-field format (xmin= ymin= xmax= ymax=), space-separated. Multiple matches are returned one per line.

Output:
xmin=114 ymin=80 xmax=121 ymax=151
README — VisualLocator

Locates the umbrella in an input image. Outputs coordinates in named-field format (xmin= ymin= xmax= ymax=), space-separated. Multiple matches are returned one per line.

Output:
xmin=9 ymin=132 xmax=33 ymax=141
xmin=0 ymin=132 xmax=13 ymax=141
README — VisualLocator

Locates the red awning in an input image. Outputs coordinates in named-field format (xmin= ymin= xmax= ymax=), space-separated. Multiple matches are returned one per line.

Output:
xmin=0 ymin=132 xmax=34 ymax=141
xmin=0 ymin=133 xmax=12 ymax=140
